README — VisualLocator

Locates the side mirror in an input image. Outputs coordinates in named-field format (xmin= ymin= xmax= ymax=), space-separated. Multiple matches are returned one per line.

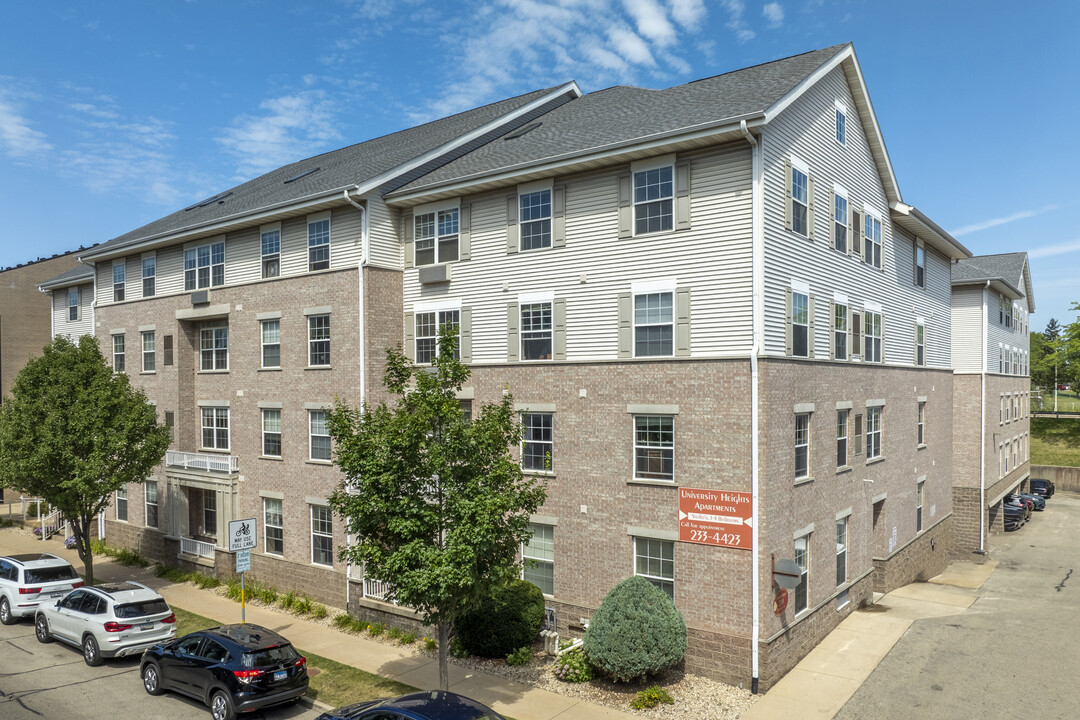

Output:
xmin=55 ymin=600 xmax=62 ymax=609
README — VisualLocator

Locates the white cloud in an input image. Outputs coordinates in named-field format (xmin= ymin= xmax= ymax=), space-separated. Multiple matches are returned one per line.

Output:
xmin=609 ymin=25 xmax=657 ymax=66
xmin=216 ymin=91 xmax=341 ymax=178
xmin=719 ymin=0 xmax=755 ymax=42
xmin=623 ymin=0 xmax=676 ymax=46
xmin=668 ymin=0 xmax=706 ymax=28
xmin=950 ymin=204 xmax=1059 ymax=237
xmin=0 ymin=92 xmax=52 ymax=159
xmin=763 ymin=2 xmax=784 ymax=28
xmin=1028 ymin=237 xmax=1080 ymax=260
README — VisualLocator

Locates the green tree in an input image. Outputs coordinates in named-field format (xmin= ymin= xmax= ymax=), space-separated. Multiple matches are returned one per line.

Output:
xmin=1043 ymin=317 xmax=1061 ymax=342
xmin=327 ymin=329 xmax=546 ymax=690
xmin=0 ymin=335 xmax=170 ymax=585
xmin=1030 ymin=331 xmax=1055 ymax=391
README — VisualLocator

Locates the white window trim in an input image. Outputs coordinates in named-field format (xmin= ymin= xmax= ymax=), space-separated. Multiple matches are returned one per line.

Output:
xmin=200 ymin=406 xmax=230 ymax=451
xmin=199 ymin=325 xmax=229 ymax=371
xmin=521 ymin=411 xmax=554 ymax=474
xmin=789 ymin=156 xmax=810 ymax=238
xmin=141 ymin=252 xmax=156 ymax=297
xmin=521 ymin=523 xmax=554 ymax=597
xmin=794 ymin=531 xmax=810 ymax=615
xmin=518 ymin=181 xmax=554 ymax=251
xmin=834 ymin=103 xmax=847 ymax=146
xmin=413 ymin=304 xmax=461 ymax=364
xmin=261 ymin=318 xmax=281 ymax=369
xmin=262 ymin=408 xmax=282 ymax=458
xmin=142 ymin=330 xmax=156 ymax=373
xmin=631 ymin=155 xmax=676 ymax=237
xmin=115 ymin=486 xmax=128 ymax=522
xmin=412 ymin=200 xmax=459 ymax=266
xmin=632 ymin=289 xmax=675 ymax=359
xmin=519 ymin=299 xmax=554 ymax=362
xmin=308 ymin=409 xmax=332 ymax=462
xmin=308 ymin=314 xmax=331 ymax=367
xmin=633 ymin=414 xmax=675 ymax=482
xmin=307 ymin=211 xmax=332 ymax=271
xmin=264 ymin=497 xmax=283 ymax=556
xmin=144 ymin=482 xmax=158 ymax=529
xmin=183 ymin=236 xmax=226 ymax=290
xmin=836 ymin=516 xmax=848 ymax=587
xmin=633 ymin=536 xmax=675 ymax=599
xmin=310 ymin=504 xmax=333 ymax=567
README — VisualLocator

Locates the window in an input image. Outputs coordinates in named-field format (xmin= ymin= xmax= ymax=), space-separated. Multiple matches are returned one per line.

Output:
xmin=415 ymin=309 xmax=459 ymax=363
xmin=634 ymin=415 xmax=674 ymax=481
xmin=523 ymin=523 xmax=554 ymax=596
xmin=145 ymin=482 xmax=158 ymax=529
xmin=201 ymin=407 xmax=229 ymax=450
xmin=915 ymin=245 xmax=925 ymax=288
xmin=634 ymin=165 xmax=673 ymax=234
xmin=916 ymin=480 xmax=925 ymax=532
xmin=164 ymin=411 xmax=174 ymax=442
xmin=142 ymin=331 xmax=155 ymax=372
xmin=1013 ymin=439 xmax=1018 ymax=469
xmin=264 ymin=498 xmax=283 ymax=555
xmin=791 ymin=165 xmax=809 ymax=236
xmin=520 ymin=189 xmax=552 ymax=250
xmin=203 ymin=492 xmax=217 ymax=537
xmin=863 ymin=311 xmax=882 ymax=363
xmin=522 ymin=412 xmax=553 ymax=472
xmin=262 ymin=409 xmax=282 ymax=457
xmin=634 ymin=292 xmax=673 ymax=357
xmin=915 ymin=321 xmax=925 ymax=366
xmin=115 ymin=486 xmax=128 ymax=521
xmin=311 ymin=505 xmax=333 ymax=566
xmin=795 ymin=413 xmax=811 ymax=479
xmin=834 ymin=303 xmax=848 ymax=360
xmin=67 ymin=287 xmax=79 ymax=321
xmin=414 ymin=208 xmax=458 ymax=266
xmin=309 ymin=315 xmax=330 ymax=366
xmin=917 ymin=402 xmax=926 ymax=446
xmin=521 ymin=303 xmax=552 ymax=360
xmin=261 ymin=227 xmax=280 ymax=278
xmin=835 ymin=105 xmax=846 ymax=145
xmin=163 ymin=335 xmax=173 ymax=366
xmin=794 ymin=534 xmax=810 ymax=614
xmin=791 ymin=291 xmax=809 ymax=357
xmin=837 ymin=410 xmax=849 ymax=468
xmin=1005 ymin=394 xmax=1011 ymax=422
xmin=113 ymin=261 xmax=125 ymax=302
xmin=866 ymin=407 xmax=882 ymax=460
xmin=261 ymin=320 xmax=280 ymax=368
xmin=634 ymin=537 xmax=674 ymax=600
xmin=999 ymin=345 xmax=1004 ymax=374
xmin=308 ymin=216 xmax=331 ymax=271
xmin=309 ymin=410 xmax=331 ymax=461
xmin=200 ymin=325 xmax=228 ymax=371
xmin=142 ymin=255 xmax=156 ymax=297
xmin=112 ymin=334 xmax=125 ymax=372
xmin=863 ymin=213 xmax=882 ymax=269
xmin=854 ymin=413 xmax=863 ymax=455
xmin=836 ymin=517 xmax=847 ymax=586
xmin=834 ymin=193 xmax=847 ymax=252
xmin=184 ymin=241 xmax=225 ymax=290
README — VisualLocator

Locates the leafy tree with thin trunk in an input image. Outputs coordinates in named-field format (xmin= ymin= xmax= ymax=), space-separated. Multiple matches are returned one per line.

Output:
xmin=0 ymin=336 xmax=170 ymax=585
xmin=327 ymin=328 xmax=546 ymax=691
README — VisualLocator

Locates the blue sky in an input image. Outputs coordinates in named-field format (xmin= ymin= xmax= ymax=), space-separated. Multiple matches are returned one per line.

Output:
xmin=2 ymin=1 xmax=1077 ymax=325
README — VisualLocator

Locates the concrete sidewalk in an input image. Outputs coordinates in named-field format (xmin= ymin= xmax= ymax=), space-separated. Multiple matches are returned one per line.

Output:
xmin=0 ymin=529 xmax=632 ymax=720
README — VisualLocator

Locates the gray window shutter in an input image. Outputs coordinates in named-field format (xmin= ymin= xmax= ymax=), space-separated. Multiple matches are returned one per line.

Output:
xmin=506 ymin=302 xmax=519 ymax=362
xmin=460 ymin=203 xmax=471 ymax=261
xmin=808 ymin=294 xmax=816 ymax=359
xmin=675 ymin=287 xmax=691 ymax=356
xmin=402 ymin=211 xmax=414 ymax=269
xmin=404 ymin=312 xmax=415 ymax=361
xmin=878 ymin=312 xmax=885 ymax=363
xmin=783 ymin=159 xmax=793 ymax=231
xmin=506 ymin=195 xmax=519 ymax=254
xmin=618 ymin=174 xmax=632 ymax=239
xmin=828 ymin=189 xmax=837 ymax=249
xmin=675 ymin=161 xmax=691 ymax=231
xmin=913 ymin=320 xmax=918 ymax=366
xmin=460 ymin=307 xmax=472 ymax=364
xmin=784 ymin=287 xmax=793 ymax=356
xmin=553 ymin=184 xmax=567 ymax=248
xmin=852 ymin=210 xmax=863 ymax=261
xmin=852 ymin=311 xmax=862 ymax=358
xmin=807 ymin=174 xmax=816 ymax=241
xmin=828 ymin=301 xmax=836 ymax=360
xmin=846 ymin=200 xmax=854 ymax=255
xmin=617 ymin=293 xmax=632 ymax=358
xmin=553 ymin=297 xmax=567 ymax=360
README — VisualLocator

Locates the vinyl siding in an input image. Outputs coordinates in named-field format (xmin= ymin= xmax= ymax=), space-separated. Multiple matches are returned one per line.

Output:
xmin=402 ymin=144 xmax=753 ymax=362
xmin=950 ymin=286 xmax=984 ymax=372
xmin=761 ymin=66 xmax=953 ymax=367
xmin=985 ymin=290 xmax=1030 ymax=374
xmin=51 ymin=284 xmax=94 ymax=340
xmin=365 ymin=196 xmax=401 ymax=270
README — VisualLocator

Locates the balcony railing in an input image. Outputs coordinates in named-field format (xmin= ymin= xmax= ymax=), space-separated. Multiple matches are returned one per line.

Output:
xmin=363 ymin=578 xmax=394 ymax=603
xmin=166 ymin=450 xmax=238 ymax=474
xmin=180 ymin=536 xmax=217 ymax=559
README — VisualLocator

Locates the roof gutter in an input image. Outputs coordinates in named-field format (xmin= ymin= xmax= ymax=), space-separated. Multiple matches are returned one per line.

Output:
xmin=890 ymin=202 xmax=971 ymax=260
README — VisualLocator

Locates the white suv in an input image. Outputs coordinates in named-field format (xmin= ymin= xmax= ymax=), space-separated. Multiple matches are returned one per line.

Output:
xmin=35 ymin=581 xmax=177 ymax=666
xmin=0 ymin=553 xmax=84 ymax=624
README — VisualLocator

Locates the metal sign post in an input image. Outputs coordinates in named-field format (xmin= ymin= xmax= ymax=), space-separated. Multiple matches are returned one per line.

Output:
xmin=228 ymin=519 xmax=258 ymax=623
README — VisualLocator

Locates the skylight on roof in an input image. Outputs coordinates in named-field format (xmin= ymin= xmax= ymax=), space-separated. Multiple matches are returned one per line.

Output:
xmin=503 ymin=122 xmax=542 ymax=140
xmin=284 ymin=167 xmax=321 ymax=184
xmin=183 ymin=191 xmax=234 ymax=211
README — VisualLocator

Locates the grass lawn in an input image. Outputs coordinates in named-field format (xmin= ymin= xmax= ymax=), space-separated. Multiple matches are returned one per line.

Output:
xmin=1030 ymin=417 xmax=1080 ymax=467
xmin=1032 ymin=389 xmax=1080 ymax=412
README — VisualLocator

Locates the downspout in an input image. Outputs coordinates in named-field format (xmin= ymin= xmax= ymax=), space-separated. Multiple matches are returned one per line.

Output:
xmin=977 ymin=280 xmax=990 ymax=553
xmin=741 ymin=119 xmax=764 ymax=693
xmin=45 ymin=285 xmax=54 ymax=338
xmin=342 ymin=186 xmax=369 ymax=607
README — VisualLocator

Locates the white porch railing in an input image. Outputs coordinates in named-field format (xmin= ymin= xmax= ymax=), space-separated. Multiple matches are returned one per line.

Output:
xmin=166 ymin=450 xmax=238 ymax=473
xmin=40 ymin=508 xmax=63 ymax=540
xmin=363 ymin=578 xmax=394 ymax=602
xmin=180 ymin=537 xmax=217 ymax=559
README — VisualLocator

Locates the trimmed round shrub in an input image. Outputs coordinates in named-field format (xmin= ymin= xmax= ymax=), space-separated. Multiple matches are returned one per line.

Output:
xmin=583 ymin=576 xmax=687 ymax=683
xmin=456 ymin=579 xmax=545 ymax=658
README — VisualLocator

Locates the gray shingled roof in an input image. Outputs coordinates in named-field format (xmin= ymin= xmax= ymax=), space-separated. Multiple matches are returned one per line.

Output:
xmin=390 ymin=44 xmax=848 ymax=195
xmin=85 ymin=85 xmax=567 ymax=256
xmin=37 ymin=263 xmax=95 ymax=290
xmin=953 ymin=252 xmax=1034 ymax=309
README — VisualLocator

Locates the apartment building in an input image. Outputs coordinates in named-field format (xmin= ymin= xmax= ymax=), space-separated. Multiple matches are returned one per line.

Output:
xmin=38 ymin=43 xmax=986 ymax=691
xmin=950 ymin=253 xmax=1034 ymax=556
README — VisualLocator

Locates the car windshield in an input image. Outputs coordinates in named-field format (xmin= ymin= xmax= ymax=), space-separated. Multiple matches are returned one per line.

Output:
xmin=242 ymin=643 xmax=299 ymax=668
xmin=115 ymin=599 xmax=169 ymax=618
xmin=24 ymin=565 xmax=79 ymax=583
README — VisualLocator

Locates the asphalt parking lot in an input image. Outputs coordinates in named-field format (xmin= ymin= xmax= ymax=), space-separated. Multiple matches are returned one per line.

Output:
xmin=835 ymin=492 xmax=1080 ymax=720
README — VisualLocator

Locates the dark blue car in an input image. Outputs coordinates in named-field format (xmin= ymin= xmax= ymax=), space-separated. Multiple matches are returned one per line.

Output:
xmin=316 ymin=690 xmax=506 ymax=720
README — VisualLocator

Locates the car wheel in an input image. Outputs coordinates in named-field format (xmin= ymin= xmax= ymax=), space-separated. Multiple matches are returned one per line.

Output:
xmin=209 ymin=689 xmax=236 ymax=720
xmin=35 ymin=614 xmax=52 ymax=643
xmin=0 ymin=597 xmax=13 ymax=625
xmin=141 ymin=662 xmax=164 ymax=696
xmin=82 ymin=634 xmax=103 ymax=666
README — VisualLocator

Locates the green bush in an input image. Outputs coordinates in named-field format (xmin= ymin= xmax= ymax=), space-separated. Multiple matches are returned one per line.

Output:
xmin=630 ymin=685 xmax=674 ymax=710
xmin=400 ymin=632 xmax=416 ymax=645
xmin=386 ymin=626 xmax=403 ymax=641
xmin=506 ymin=646 xmax=532 ymax=666
xmin=455 ymin=579 xmax=545 ymax=658
xmin=190 ymin=572 xmax=221 ymax=590
xmin=583 ymin=576 xmax=686 ymax=683
xmin=367 ymin=622 xmax=385 ymax=637
xmin=424 ymin=637 xmax=437 ymax=651
xmin=310 ymin=603 xmax=329 ymax=619
xmin=449 ymin=635 xmax=468 ymax=658
xmin=552 ymin=648 xmax=593 ymax=683
xmin=295 ymin=595 xmax=314 ymax=615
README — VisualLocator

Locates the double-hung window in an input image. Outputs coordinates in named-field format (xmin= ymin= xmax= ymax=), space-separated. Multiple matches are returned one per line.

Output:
xmin=520 ymin=189 xmax=552 ymax=250
xmin=915 ymin=321 xmax=925 ymax=366
xmin=145 ymin=483 xmax=158 ymax=529
xmin=835 ymin=101 xmax=847 ymax=145
xmin=833 ymin=192 xmax=848 ymax=252
xmin=914 ymin=244 xmax=926 ymax=288
xmin=795 ymin=413 xmax=811 ymax=480
xmin=634 ymin=537 xmax=674 ymax=600
xmin=791 ymin=164 xmax=809 ymax=237
xmin=309 ymin=410 xmax=331 ymax=461
xmin=203 ymin=492 xmax=217 ymax=537
xmin=184 ymin=241 xmax=225 ymax=290
xmin=112 ymin=333 xmax=125 ymax=372
xmin=522 ymin=523 xmax=554 ymax=596
xmin=115 ymin=486 xmax=128 ymax=522
xmin=201 ymin=407 xmax=229 ymax=450
xmin=522 ymin=412 xmax=553 ymax=472
xmin=309 ymin=315 xmax=330 ymax=366
xmin=633 ymin=164 xmax=673 ymax=234
xmin=261 ymin=226 xmax=281 ymax=278
xmin=264 ymin=498 xmax=283 ymax=555
xmin=791 ymin=290 xmax=809 ymax=357
xmin=863 ymin=212 xmax=882 ymax=269
xmin=634 ymin=415 xmax=674 ymax=481
xmin=414 ymin=207 xmax=458 ymax=266
xmin=67 ymin=287 xmax=79 ymax=321
xmin=836 ymin=517 xmax=847 ymax=586
xmin=634 ymin=292 xmax=673 ymax=357
xmin=521 ymin=303 xmax=552 ymax=360
xmin=262 ymin=408 xmax=282 ymax=458
xmin=200 ymin=324 xmax=228 ymax=371
xmin=834 ymin=303 xmax=848 ymax=360
xmin=863 ymin=310 xmax=882 ymax=363
xmin=113 ymin=261 xmax=125 ymax=302
xmin=866 ymin=406 xmax=882 ymax=460
xmin=142 ymin=331 xmax=155 ymax=372
xmin=311 ymin=505 xmax=333 ymax=566
xmin=261 ymin=319 xmax=280 ymax=368
xmin=916 ymin=479 xmax=925 ymax=532
xmin=415 ymin=309 xmax=459 ymax=363
xmin=308 ymin=216 xmax=330 ymax=271
xmin=794 ymin=534 xmax=810 ymax=614
xmin=917 ymin=401 xmax=926 ymax=446
xmin=837 ymin=409 xmax=849 ymax=468
xmin=142 ymin=255 xmax=156 ymax=297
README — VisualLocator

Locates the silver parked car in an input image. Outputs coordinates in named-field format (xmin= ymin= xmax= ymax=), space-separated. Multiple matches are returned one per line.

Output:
xmin=35 ymin=581 xmax=177 ymax=665
xmin=0 ymin=553 xmax=84 ymax=624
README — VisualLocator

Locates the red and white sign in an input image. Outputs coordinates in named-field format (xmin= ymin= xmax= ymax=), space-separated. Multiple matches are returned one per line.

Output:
xmin=677 ymin=488 xmax=753 ymax=550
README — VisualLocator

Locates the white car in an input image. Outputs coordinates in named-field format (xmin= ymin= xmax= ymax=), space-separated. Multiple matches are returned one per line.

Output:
xmin=0 ymin=553 xmax=84 ymax=624
xmin=35 ymin=581 xmax=177 ymax=665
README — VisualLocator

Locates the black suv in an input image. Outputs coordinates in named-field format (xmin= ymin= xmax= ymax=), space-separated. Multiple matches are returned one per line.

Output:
xmin=140 ymin=623 xmax=308 ymax=720
xmin=1029 ymin=478 xmax=1056 ymax=499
